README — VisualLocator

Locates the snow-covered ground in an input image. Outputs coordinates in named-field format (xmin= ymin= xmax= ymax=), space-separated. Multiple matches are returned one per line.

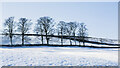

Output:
xmin=0 ymin=46 xmax=118 ymax=67
xmin=0 ymin=36 xmax=118 ymax=67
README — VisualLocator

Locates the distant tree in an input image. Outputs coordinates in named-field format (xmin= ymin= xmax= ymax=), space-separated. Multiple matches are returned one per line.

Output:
xmin=17 ymin=18 xmax=32 ymax=45
xmin=34 ymin=18 xmax=44 ymax=44
xmin=71 ymin=22 xmax=77 ymax=45
xmin=3 ymin=17 xmax=15 ymax=45
xmin=77 ymin=23 xmax=88 ymax=46
xmin=66 ymin=22 xmax=76 ymax=45
xmin=38 ymin=16 xmax=54 ymax=45
xmin=57 ymin=21 xmax=66 ymax=45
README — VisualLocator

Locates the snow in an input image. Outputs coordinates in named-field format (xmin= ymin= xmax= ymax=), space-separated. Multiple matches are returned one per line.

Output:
xmin=0 ymin=36 xmax=118 ymax=67
xmin=0 ymin=46 xmax=118 ymax=67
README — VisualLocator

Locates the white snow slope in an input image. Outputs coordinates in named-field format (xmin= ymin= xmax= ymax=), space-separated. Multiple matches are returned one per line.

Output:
xmin=0 ymin=46 xmax=118 ymax=67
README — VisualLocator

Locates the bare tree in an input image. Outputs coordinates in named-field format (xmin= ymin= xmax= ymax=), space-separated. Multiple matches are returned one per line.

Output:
xmin=38 ymin=16 xmax=54 ymax=45
xmin=34 ymin=19 xmax=44 ymax=44
xmin=77 ymin=23 xmax=88 ymax=46
xmin=17 ymin=18 xmax=32 ymax=45
xmin=57 ymin=21 xmax=66 ymax=45
xmin=3 ymin=17 xmax=15 ymax=45
xmin=72 ymin=22 xmax=77 ymax=45
xmin=66 ymin=22 xmax=76 ymax=45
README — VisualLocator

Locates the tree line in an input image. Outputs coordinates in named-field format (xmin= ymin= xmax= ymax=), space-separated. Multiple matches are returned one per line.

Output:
xmin=2 ymin=16 xmax=88 ymax=46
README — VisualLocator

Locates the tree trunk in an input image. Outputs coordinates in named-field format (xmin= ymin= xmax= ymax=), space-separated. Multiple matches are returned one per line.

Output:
xmin=61 ymin=35 xmax=63 ymax=45
xmin=46 ymin=33 xmax=49 ymax=45
xmin=10 ymin=36 xmax=12 ymax=45
xmin=41 ymin=35 xmax=43 ymax=44
xmin=22 ymin=22 xmax=25 ymax=46
xmin=69 ymin=36 xmax=72 ymax=45
xmin=22 ymin=33 xmax=24 ymax=46
xmin=83 ymin=40 xmax=85 ymax=46
xmin=82 ymin=37 xmax=85 ymax=46
xmin=61 ymin=32 xmax=63 ymax=45
xmin=41 ymin=32 xmax=43 ymax=44
xmin=46 ymin=37 xmax=49 ymax=45
xmin=47 ymin=39 xmax=49 ymax=45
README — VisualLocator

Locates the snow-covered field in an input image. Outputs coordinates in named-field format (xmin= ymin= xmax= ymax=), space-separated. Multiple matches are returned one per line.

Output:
xmin=0 ymin=46 xmax=118 ymax=67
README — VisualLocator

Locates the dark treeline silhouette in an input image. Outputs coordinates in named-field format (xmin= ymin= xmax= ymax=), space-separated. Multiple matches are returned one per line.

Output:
xmin=2 ymin=16 xmax=118 ymax=47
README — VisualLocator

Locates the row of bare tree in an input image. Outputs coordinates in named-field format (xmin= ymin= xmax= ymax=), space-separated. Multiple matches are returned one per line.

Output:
xmin=3 ymin=16 xmax=88 ymax=46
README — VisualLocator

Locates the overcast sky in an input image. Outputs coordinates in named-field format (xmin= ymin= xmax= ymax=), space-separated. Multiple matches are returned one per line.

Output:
xmin=1 ymin=2 xmax=118 ymax=39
